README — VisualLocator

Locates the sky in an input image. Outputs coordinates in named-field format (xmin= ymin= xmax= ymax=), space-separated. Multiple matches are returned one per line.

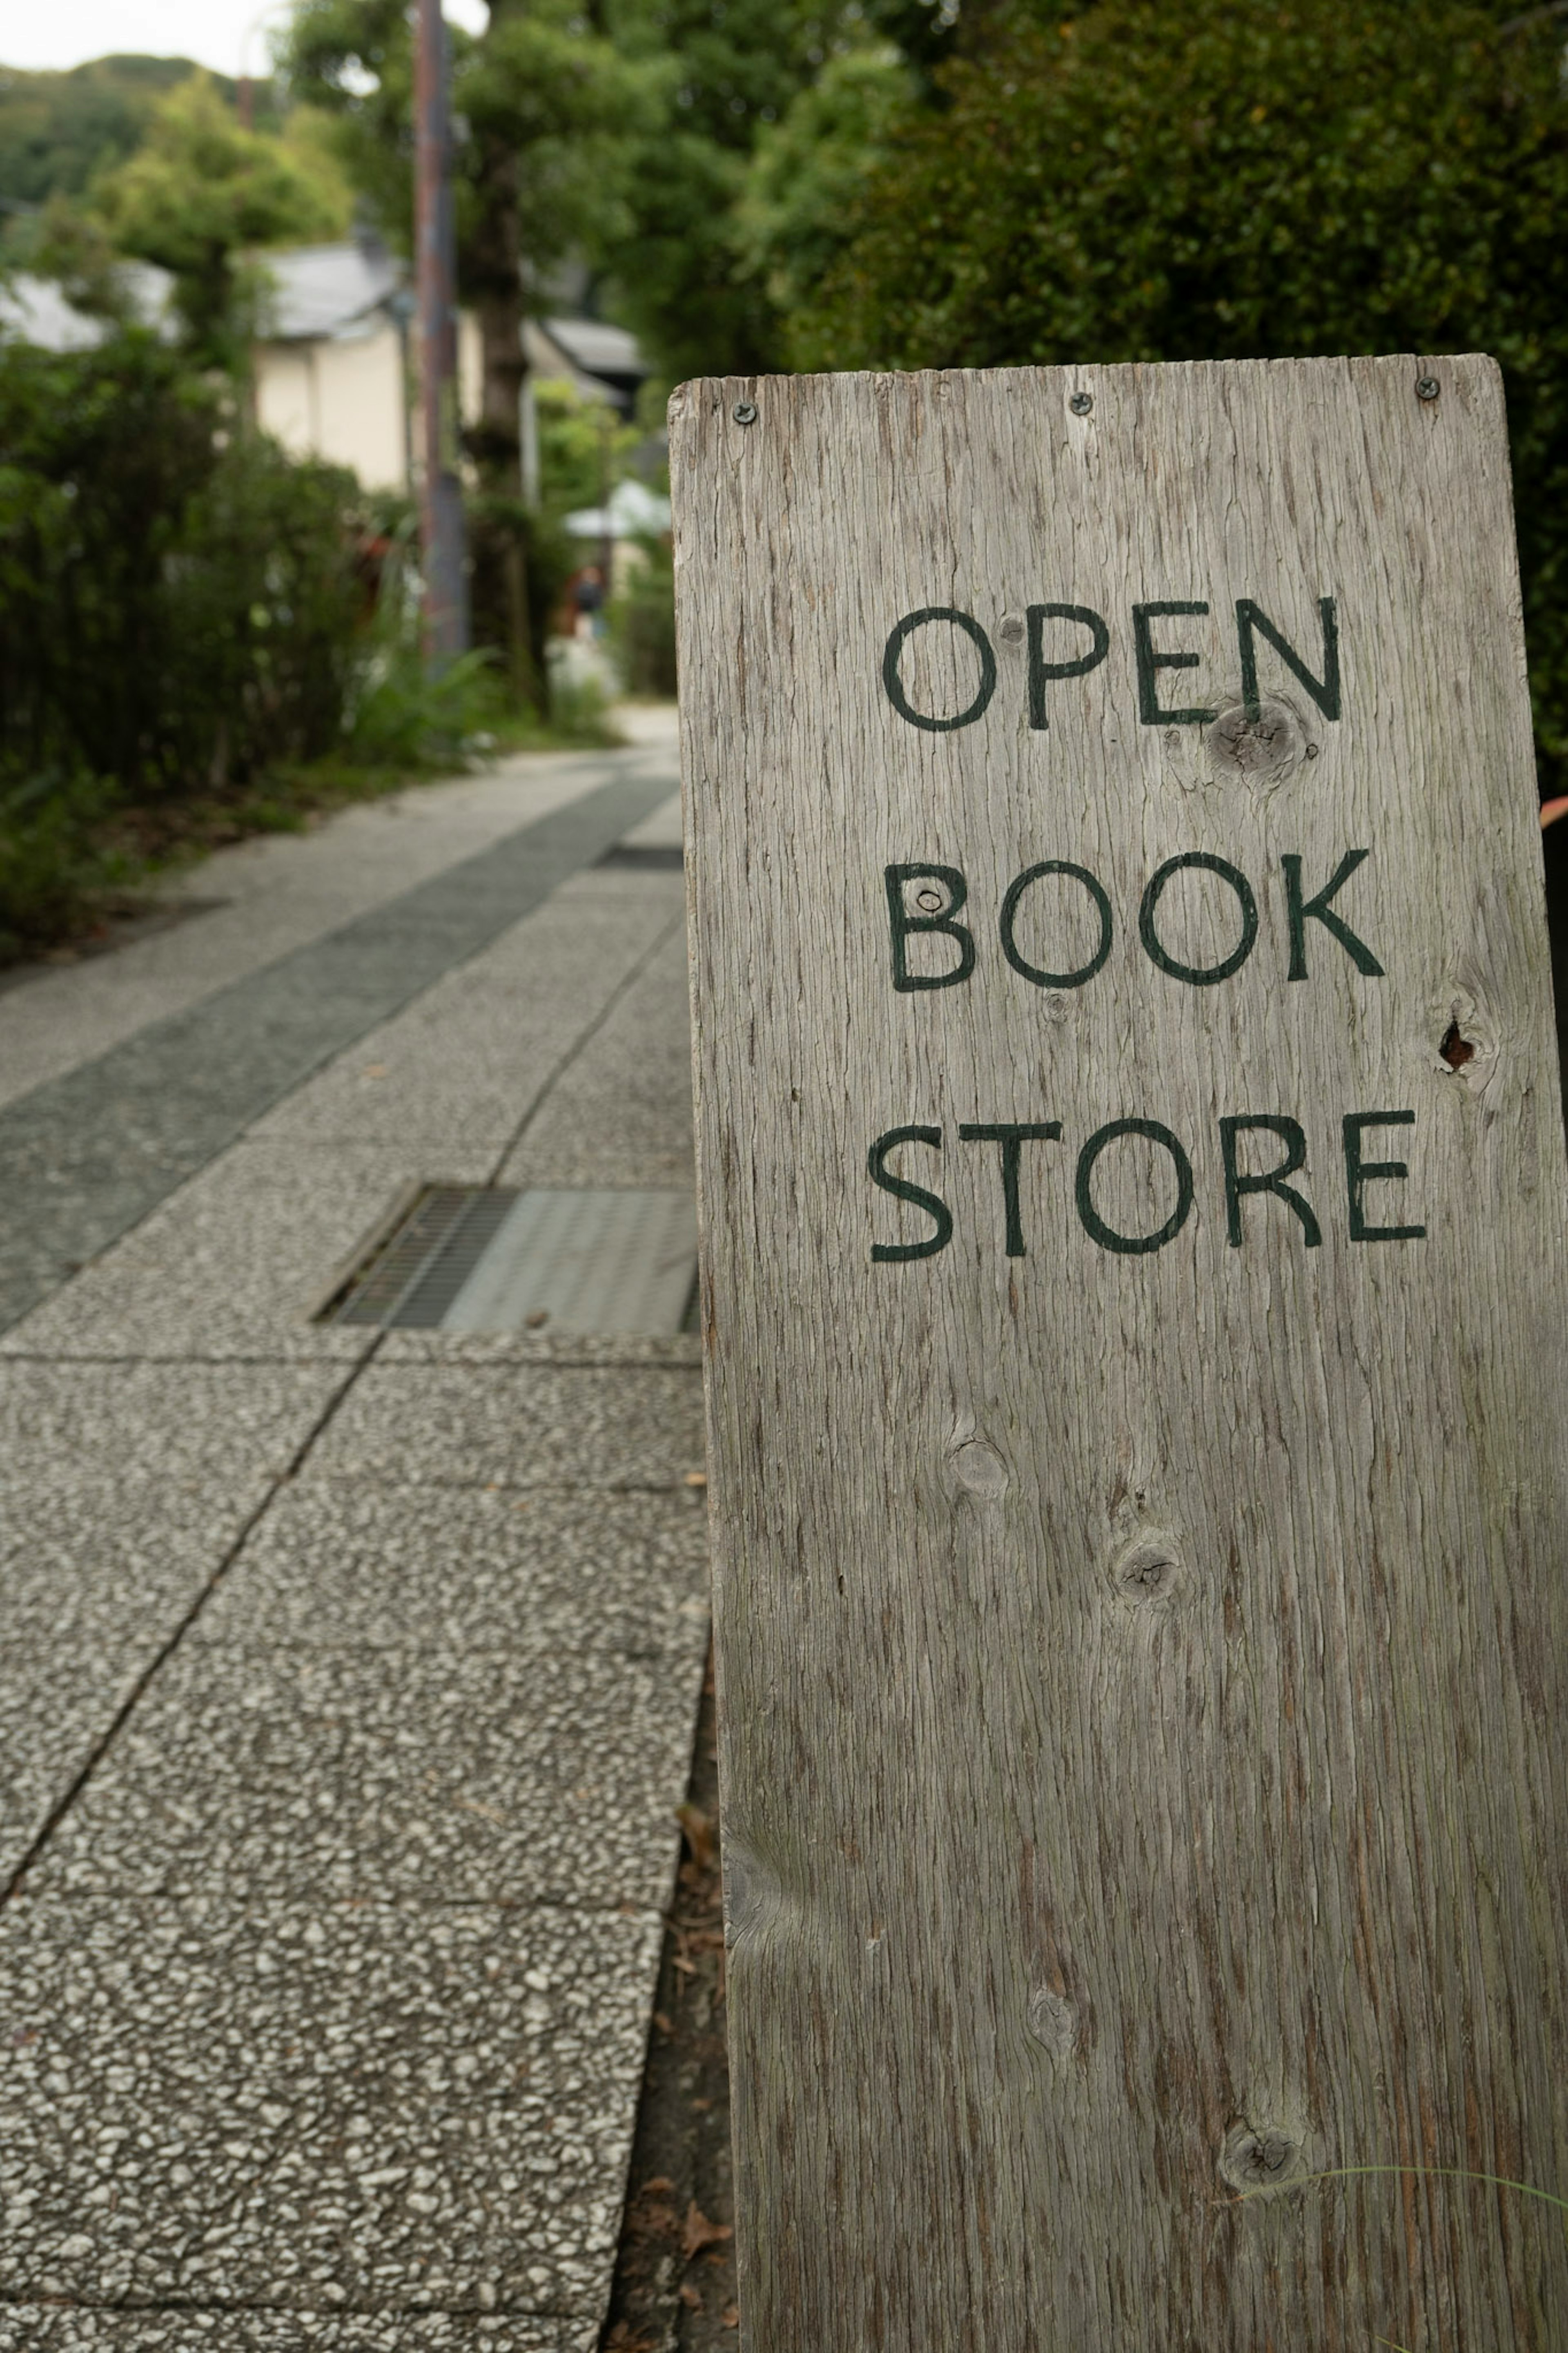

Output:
xmin=0 ymin=0 xmax=488 ymax=79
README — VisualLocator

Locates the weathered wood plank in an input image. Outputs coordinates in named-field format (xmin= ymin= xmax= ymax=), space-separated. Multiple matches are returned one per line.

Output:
xmin=672 ymin=357 xmax=1568 ymax=2351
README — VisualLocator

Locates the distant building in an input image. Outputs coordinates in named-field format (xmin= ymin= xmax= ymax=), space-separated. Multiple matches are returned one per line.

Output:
xmin=0 ymin=260 xmax=174 ymax=351
xmin=528 ymin=316 xmax=646 ymax=415
xmin=253 ymin=240 xmax=414 ymax=491
xmin=0 ymin=238 xmax=656 ymax=527
xmin=253 ymin=239 xmax=649 ymax=497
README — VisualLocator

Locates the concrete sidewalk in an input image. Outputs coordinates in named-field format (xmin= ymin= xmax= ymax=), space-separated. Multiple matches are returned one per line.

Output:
xmin=0 ymin=711 xmax=712 ymax=2349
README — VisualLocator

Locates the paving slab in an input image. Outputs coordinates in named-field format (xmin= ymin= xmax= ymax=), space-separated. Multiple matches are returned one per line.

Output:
xmin=0 ymin=1898 xmax=660 ymax=2315
xmin=0 ymin=1649 xmax=156 ymax=1888
xmin=253 ymin=897 xmax=682 ymax=1154
xmin=0 ymin=771 xmax=676 ymax=1334
xmin=548 ymin=864 xmax=686 ymax=906
xmin=499 ymin=936 xmax=694 ymax=1193
xmin=372 ymin=1331 xmax=702 ymax=1369
xmin=0 ymin=1480 xmax=266 ymax=1651
xmin=0 ymin=1481 xmax=267 ymax=1886
xmin=307 ymin=1367 xmax=706 ymax=1492
xmin=614 ymin=792 xmax=683 ymax=852
xmin=0 ymin=747 xmax=662 ymax=1117
xmin=0 ymin=701 xmax=704 ymax=2337
xmin=0 ymin=1146 xmax=495 ymax=1364
xmin=0 ymin=1364 xmax=347 ymax=1490
xmin=35 ymin=1650 xmax=697 ymax=1907
xmin=0 ymin=2314 xmax=597 ymax=2352
xmin=192 ymin=1485 xmax=709 ymax=1657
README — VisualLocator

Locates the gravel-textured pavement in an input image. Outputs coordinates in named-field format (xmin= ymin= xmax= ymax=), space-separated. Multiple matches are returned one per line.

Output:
xmin=0 ymin=714 xmax=711 ymax=2350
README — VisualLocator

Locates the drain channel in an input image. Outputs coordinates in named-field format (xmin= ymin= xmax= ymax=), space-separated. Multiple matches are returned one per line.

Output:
xmin=323 ymin=1185 xmax=698 ymax=1335
xmin=326 ymin=1186 xmax=519 ymax=1327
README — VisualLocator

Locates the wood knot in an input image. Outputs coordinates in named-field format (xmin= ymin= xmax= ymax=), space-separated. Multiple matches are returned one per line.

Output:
xmin=1220 ymin=2122 xmax=1305 ymax=2194
xmin=1025 ymin=1983 xmax=1077 ymax=2059
xmin=720 ymin=1841 xmax=786 ymax=1951
xmin=951 ymin=1436 xmax=1009 ymax=1499
xmin=1440 ymin=1020 xmax=1476 ymax=1069
xmin=1110 ymin=1533 xmax=1182 ymax=1605
xmin=1205 ymin=698 xmax=1305 ymax=785
xmin=1435 ymin=995 xmax=1492 ymax=1087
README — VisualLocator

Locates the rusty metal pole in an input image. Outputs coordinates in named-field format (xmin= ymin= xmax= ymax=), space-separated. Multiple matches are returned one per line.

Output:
xmin=414 ymin=0 xmax=469 ymax=667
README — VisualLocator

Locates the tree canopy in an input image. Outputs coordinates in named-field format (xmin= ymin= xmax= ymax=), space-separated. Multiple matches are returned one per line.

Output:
xmin=13 ymin=0 xmax=1568 ymax=776
xmin=91 ymin=75 xmax=350 ymax=360
xmin=0 ymin=55 xmax=271 ymax=216
xmin=756 ymin=0 xmax=1568 ymax=789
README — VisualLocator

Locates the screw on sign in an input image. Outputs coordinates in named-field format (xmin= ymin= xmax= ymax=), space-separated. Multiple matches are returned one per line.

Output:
xmin=672 ymin=359 xmax=1567 ymax=2351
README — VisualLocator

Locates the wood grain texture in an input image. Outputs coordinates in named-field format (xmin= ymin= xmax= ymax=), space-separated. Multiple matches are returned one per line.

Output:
xmin=671 ymin=358 xmax=1568 ymax=2351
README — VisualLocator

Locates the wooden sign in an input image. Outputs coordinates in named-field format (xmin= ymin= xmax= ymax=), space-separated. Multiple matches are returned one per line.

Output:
xmin=671 ymin=358 xmax=1568 ymax=2351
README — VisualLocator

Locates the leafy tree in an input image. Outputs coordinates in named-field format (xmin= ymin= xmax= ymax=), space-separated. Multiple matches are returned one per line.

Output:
xmin=13 ymin=196 xmax=140 ymax=323
xmin=733 ymin=43 xmax=915 ymax=345
xmin=0 ymin=55 xmax=273 ymax=218
xmin=590 ymin=0 xmax=825 ymax=383
xmin=0 ymin=331 xmax=361 ymax=806
xmin=91 ymin=74 xmax=348 ymax=363
xmin=589 ymin=0 xmax=964 ymax=383
xmin=535 ymin=376 xmax=641 ymax=517
xmin=283 ymin=0 xmax=661 ymax=698
xmin=778 ymin=0 xmax=1568 ymax=792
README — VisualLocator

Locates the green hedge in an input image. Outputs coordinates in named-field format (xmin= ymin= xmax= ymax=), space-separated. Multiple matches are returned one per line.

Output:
xmin=0 ymin=330 xmax=362 ymax=802
xmin=783 ymin=0 xmax=1568 ymax=793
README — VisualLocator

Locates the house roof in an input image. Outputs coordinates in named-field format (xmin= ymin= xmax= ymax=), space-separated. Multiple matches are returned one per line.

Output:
xmin=0 ymin=261 xmax=174 ymax=353
xmin=256 ymin=241 xmax=403 ymax=342
xmin=535 ymin=316 xmax=644 ymax=388
xmin=254 ymin=249 xmax=650 ymax=410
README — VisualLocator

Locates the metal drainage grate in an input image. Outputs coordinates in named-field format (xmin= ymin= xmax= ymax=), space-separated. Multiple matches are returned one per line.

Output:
xmin=322 ymin=1185 xmax=698 ymax=1336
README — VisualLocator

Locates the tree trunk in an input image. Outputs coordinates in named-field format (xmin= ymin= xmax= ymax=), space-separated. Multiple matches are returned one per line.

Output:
xmin=464 ymin=109 xmax=540 ymax=709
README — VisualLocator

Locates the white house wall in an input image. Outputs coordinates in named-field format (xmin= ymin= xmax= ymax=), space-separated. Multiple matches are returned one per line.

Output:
xmin=255 ymin=323 xmax=410 ymax=493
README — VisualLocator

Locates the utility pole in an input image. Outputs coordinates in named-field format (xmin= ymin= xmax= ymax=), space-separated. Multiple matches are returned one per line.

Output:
xmin=237 ymin=2 xmax=283 ymax=133
xmin=414 ymin=0 xmax=470 ymax=667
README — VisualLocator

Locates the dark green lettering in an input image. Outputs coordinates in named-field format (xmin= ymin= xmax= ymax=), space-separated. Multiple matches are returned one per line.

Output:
xmin=869 ymin=1126 xmax=953 ymax=1260
xmin=1132 ymin=602 xmax=1216 ymax=726
xmin=958 ymin=1122 xmax=1063 ymax=1256
xmin=882 ymin=608 xmax=997 ymax=733
xmin=884 ymin=865 xmax=976 ymax=992
xmin=1139 ymin=852 xmax=1258 ymax=985
xmin=1027 ymin=604 xmax=1110 ymax=730
xmin=1220 ymin=1115 xmax=1322 ymax=1248
xmin=1075 ymin=1119 xmax=1195 ymax=1255
xmin=1342 ymin=1111 xmax=1426 ymax=1242
xmin=1283 ymin=850 xmax=1384 ymax=981
xmin=1236 ymin=596 xmax=1340 ymax=723
xmin=1000 ymin=861 xmax=1113 ymax=989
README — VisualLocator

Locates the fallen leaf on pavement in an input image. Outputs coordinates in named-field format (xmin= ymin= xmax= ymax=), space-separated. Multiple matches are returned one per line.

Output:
xmin=676 ymin=1802 xmax=716 ymax=1870
xmin=682 ymin=2201 xmax=733 ymax=2261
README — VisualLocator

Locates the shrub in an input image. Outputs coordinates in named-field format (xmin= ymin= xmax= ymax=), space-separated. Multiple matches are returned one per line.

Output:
xmin=781 ymin=0 xmax=1568 ymax=791
xmin=608 ymin=535 xmax=677 ymax=698
xmin=0 ymin=329 xmax=363 ymax=800
xmin=0 ymin=768 xmax=123 ymax=962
